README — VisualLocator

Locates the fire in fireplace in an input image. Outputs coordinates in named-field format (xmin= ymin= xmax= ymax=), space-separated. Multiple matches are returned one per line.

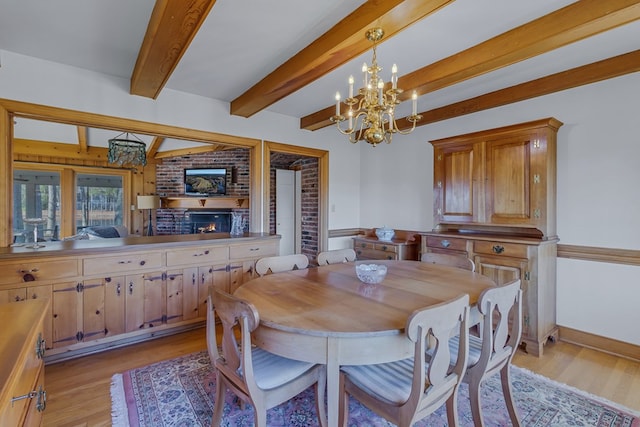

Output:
xmin=187 ymin=211 xmax=232 ymax=234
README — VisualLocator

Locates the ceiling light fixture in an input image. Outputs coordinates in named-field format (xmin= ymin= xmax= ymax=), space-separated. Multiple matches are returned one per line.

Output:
xmin=331 ymin=28 xmax=422 ymax=147
xmin=108 ymin=132 xmax=147 ymax=166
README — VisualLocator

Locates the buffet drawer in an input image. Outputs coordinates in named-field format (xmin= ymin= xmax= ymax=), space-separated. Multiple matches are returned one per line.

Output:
xmin=83 ymin=251 xmax=163 ymax=275
xmin=355 ymin=248 xmax=398 ymax=260
xmin=474 ymin=241 xmax=528 ymax=258
xmin=425 ymin=236 xmax=468 ymax=253
xmin=353 ymin=239 xmax=398 ymax=254
xmin=0 ymin=258 xmax=79 ymax=286
xmin=166 ymin=245 xmax=228 ymax=266
xmin=229 ymin=241 xmax=278 ymax=260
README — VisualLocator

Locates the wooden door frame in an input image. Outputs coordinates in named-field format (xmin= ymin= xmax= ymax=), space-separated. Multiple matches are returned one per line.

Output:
xmin=263 ymin=141 xmax=329 ymax=253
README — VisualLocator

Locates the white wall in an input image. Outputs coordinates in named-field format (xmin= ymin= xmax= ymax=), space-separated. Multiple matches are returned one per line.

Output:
xmin=2 ymin=49 xmax=639 ymax=346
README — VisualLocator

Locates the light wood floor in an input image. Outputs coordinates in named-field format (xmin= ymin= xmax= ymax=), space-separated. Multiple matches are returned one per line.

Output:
xmin=43 ymin=328 xmax=640 ymax=426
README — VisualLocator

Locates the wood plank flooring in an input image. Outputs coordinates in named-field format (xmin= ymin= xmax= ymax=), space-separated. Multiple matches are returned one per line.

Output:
xmin=43 ymin=328 xmax=640 ymax=426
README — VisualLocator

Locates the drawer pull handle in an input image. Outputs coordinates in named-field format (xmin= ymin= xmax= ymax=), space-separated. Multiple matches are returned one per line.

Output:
xmin=492 ymin=245 xmax=505 ymax=254
xmin=382 ymin=245 xmax=388 ymax=251
xmin=194 ymin=250 xmax=210 ymax=257
xmin=249 ymin=247 xmax=259 ymax=251
xmin=116 ymin=283 xmax=121 ymax=296
xmin=35 ymin=333 xmax=46 ymax=359
xmin=441 ymin=240 xmax=451 ymax=248
xmin=118 ymin=260 xmax=132 ymax=264
xmin=19 ymin=268 xmax=39 ymax=273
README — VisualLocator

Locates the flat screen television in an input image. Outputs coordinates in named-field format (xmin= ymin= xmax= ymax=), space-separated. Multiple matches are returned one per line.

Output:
xmin=184 ymin=168 xmax=227 ymax=196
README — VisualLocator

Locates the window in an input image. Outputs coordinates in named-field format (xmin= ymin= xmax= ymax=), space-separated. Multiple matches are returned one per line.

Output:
xmin=76 ymin=173 xmax=124 ymax=231
xmin=13 ymin=165 xmax=130 ymax=242
xmin=13 ymin=169 xmax=61 ymax=243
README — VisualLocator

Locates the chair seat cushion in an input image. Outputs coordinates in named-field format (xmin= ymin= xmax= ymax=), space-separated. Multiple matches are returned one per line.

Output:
xmin=449 ymin=334 xmax=482 ymax=366
xmin=342 ymin=358 xmax=416 ymax=404
xmin=251 ymin=347 xmax=316 ymax=390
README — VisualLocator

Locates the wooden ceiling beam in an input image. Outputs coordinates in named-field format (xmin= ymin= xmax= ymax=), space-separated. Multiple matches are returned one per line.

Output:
xmin=130 ymin=0 xmax=217 ymax=99
xmin=301 ymin=0 xmax=640 ymax=131
xmin=146 ymin=136 xmax=164 ymax=159
xmin=230 ymin=0 xmax=454 ymax=118
xmin=395 ymin=49 xmax=640 ymax=129
xmin=77 ymin=126 xmax=88 ymax=153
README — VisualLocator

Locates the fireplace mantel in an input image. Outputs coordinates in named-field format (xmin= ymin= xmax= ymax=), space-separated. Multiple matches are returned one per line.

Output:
xmin=160 ymin=197 xmax=249 ymax=210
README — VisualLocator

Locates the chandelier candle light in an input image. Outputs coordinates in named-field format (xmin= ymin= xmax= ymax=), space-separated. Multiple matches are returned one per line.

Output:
xmin=331 ymin=27 xmax=422 ymax=147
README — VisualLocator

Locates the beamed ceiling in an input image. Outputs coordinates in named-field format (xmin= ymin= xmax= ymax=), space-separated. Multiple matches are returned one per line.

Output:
xmin=1 ymin=0 xmax=639 ymax=158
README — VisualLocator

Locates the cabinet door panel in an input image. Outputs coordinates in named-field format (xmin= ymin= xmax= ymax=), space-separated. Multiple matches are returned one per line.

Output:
xmin=474 ymin=255 xmax=532 ymax=339
xmin=52 ymin=282 xmax=81 ymax=347
xmin=486 ymin=136 xmax=532 ymax=223
xmin=229 ymin=261 xmax=253 ymax=294
xmin=166 ymin=270 xmax=184 ymax=324
xmin=198 ymin=266 xmax=215 ymax=318
xmin=125 ymin=274 xmax=145 ymax=332
xmin=143 ymin=272 xmax=165 ymax=328
xmin=434 ymin=145 xmax=479 ymax=223
xmin=182 ymin=267 xmax=200 ymax=320
xmin=105 ymin=276 xmax=125 ymax=336
xmin=82 ymin=279 xmax=106 ymax=341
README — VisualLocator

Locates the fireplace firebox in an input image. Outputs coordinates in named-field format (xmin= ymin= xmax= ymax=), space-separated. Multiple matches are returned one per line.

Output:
xmin=186 ymin=211 xmax=232 ymax=234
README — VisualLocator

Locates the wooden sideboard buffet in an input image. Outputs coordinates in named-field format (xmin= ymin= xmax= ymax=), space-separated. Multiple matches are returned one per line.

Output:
xmin=353 ymin=230 xmax=420 ymax=261
xmin=0 ymin=299 xmax=49 ymax=426
xmin=0 ymin=233 xmax=279 ymax=362
xmin=424 ymin=118 xmax=562 ymax=357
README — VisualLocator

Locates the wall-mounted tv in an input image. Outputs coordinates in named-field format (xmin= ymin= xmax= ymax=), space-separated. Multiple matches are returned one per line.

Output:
xmin=184 ymin=168 xmax=227 ymax=196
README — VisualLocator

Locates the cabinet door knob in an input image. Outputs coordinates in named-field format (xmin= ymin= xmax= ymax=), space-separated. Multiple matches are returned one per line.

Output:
xmin=492 ymin=245 xmax=505 ymax=254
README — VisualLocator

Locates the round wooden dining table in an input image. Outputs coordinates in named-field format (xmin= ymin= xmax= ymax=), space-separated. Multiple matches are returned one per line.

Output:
xmin=234 ymin=259 xmax=496 ymax=426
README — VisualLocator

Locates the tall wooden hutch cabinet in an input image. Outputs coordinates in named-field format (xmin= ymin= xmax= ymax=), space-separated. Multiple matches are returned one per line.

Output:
xmin=422 ymin=118 xmax=562 ymax=357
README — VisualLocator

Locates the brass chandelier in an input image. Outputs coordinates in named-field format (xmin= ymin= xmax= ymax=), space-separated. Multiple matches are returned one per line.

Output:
xmin=331 ymin=28 xmax=422 ymax=147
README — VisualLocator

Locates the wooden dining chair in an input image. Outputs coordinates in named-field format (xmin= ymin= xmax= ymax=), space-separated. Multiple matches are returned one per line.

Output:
xmin=317 ymin=248 xmax=356 ymax=265
xmin=339 ymin=294 xmax=470 ymax=427
xmin=421 ymin=252 xmax=475 ymax=271
xmin=210 ymin=287 xmax=327 ymax=427
xmin=449 ymin=279 xmax=523 ymax=426
xmin=255 ymin=254 xmax=309 ymax=276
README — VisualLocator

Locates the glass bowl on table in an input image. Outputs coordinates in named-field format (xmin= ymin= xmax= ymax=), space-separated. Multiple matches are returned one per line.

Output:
xmin=355 ymin=262 xmax=387 ymax=285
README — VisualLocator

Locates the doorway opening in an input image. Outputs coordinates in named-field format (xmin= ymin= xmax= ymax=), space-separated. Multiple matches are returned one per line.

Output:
xmin=265 ymin=142 xmax=328 ymax=260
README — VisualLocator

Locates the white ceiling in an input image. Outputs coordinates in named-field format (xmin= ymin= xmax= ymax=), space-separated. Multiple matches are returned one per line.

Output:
xmin=1 ymin=0 xmax=639 ymax=150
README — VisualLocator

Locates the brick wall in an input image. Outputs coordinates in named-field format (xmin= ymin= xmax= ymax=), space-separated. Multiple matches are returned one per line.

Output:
xmin=155 ymin=149 xmax=250 ymax=234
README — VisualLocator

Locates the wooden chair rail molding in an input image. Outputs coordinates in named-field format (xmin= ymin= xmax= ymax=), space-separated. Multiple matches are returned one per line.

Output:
xmin=329 ymin=230 xmax=640 ymax=267
xmin=557 ymin=244 xmax=640 ymax=266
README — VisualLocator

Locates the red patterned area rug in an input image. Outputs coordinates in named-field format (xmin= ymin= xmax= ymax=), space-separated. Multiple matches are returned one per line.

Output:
xmin=111 ymin=351 xmax=639 ymax=427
